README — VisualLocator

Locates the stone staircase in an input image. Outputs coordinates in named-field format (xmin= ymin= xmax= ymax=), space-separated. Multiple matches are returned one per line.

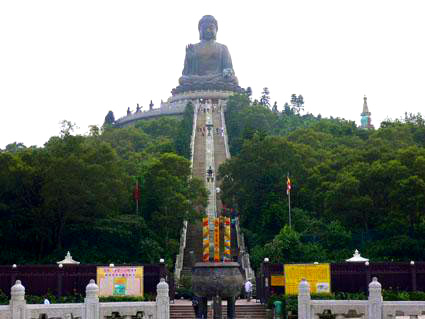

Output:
xmin=192 ymin=107 xmax=207 ymax=182
xmin=181 ymin=220 xmax=203 ymax=278
xmin=170 ymin=303 xmax=267 ymax=319
xmin=212 ymin=107 xmax=227 ymax=213
xmin=177 ymin=101 xmax=255 ymax=290
xmin=179 ymin=103 xmax=250 ymax=270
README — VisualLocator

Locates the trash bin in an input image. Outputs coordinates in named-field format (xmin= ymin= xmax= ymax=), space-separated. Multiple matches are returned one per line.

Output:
xmin=273 ymin=300 xmax=283 ymax=319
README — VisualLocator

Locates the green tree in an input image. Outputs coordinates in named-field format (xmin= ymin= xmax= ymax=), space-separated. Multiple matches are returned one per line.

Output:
xmin=260 ymin=87 xmax=271 ymax=107
xmin=175 ymin=102 xmax=194 ymax=159
xmin=142 ymin=153 xmax=207 ymax=260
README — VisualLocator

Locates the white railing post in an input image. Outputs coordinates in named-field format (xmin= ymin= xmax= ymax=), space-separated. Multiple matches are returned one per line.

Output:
xmin=156 ymin=278 xmax=170 ymax=319
xmin=85 ymin=279 xmax=99 ymax=319
xmin=298 ymin=279 xmax=311 ymax=319
xmin=10 ymin=280 xmax=26 ymax=319
xmin=368 ymin=277 xmax=383 ymax=319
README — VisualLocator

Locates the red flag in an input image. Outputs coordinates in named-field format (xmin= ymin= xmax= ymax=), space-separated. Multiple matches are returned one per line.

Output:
xmin=286 ymin=176 xmax=292 ymax=195
xmin=133 ymin=181 xmax=140 ymax=201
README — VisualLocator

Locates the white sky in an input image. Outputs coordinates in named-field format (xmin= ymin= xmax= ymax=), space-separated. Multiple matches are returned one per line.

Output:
xmin=1 ymin=0 xmax=424 ymax=149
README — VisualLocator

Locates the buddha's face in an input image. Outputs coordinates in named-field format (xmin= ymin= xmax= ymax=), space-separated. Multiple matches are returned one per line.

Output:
xmin=200 ymin=22 xmax=217 ymax=41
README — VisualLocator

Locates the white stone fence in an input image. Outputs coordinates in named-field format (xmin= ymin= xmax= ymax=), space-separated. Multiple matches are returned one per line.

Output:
xmin=219 ymin=103 xmax=231 ymax=160
xmin=0 ymin=278 xmax=170 ymax=319
xmin=298 ymin=277 xmax=425 ymax=319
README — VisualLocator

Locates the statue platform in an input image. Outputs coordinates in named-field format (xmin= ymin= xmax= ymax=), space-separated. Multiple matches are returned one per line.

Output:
xmin=115 ymin=90 xmax=236 ymax=127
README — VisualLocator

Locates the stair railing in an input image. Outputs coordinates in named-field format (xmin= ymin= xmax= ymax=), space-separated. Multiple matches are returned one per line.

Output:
xmin=174 ymin=220 xmax=188 ymax=282
xmin=220 ymin=101 xmax=231 ymax=160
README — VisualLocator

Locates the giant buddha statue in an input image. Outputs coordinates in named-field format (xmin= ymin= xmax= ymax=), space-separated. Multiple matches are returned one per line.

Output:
xmin=172 ymin=15 xmax=243 ymax=95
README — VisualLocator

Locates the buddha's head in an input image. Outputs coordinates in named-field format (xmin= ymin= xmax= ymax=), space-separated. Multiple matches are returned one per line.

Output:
xmin=199 ymin=15 xmax=218 ymax=41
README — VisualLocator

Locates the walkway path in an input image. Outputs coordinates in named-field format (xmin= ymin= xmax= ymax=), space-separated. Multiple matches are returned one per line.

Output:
xmin=183 ymin=102 xmax=229 ymax=271
xmin=204 ymin=110 xmax=217 ymax=252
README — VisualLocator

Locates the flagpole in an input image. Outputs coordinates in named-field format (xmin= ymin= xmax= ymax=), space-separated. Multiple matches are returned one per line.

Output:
xmin=135 ymin=180 xmax=139 ymax=215
xmin=287 ymin=174 xmax=292 ymax=228
xmin=134 ymin=178 xmax=141 ymax=215
xmin=288 ymin=190 xmax=291 ymax=228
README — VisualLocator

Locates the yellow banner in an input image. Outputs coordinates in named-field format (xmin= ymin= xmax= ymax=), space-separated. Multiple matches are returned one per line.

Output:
xmin=271 ymin=275 xmax=285 ymax=286
xmin=97 ymin=266 xmax=144 ymax=296
xmin=214 ymin=218 xmax=220 ymax=262
xmin=224 ymin=217 xmax=231 ymax=261
xmin=284 ymin=264 xmax=330 ymax=295
xmin=202 ymin=217 xmax=209 ymax=262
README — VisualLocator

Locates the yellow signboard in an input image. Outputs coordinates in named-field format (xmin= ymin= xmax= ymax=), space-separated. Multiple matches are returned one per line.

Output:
xmin=284 ymin=264 xmax=330 ymax=295
xmin=224 ymin=217 xmax=231 ymax=261
xmin=97 ymin=266 xmax=144 ymax=296
xmin=203 ymin=217 xmax=209 ymax=262
xmin=271 ymin=275 xmax=285 ymax=286
xmin=214 ymin=218 xmax=220 ymax=262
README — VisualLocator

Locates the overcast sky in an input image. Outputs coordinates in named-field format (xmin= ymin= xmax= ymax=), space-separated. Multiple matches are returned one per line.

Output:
xmin=1 ymin=0 xmax=424 ymax=148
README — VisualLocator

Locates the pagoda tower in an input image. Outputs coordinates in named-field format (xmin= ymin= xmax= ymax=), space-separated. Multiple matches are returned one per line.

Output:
xmin=360 ymin=95 xmax=374 ymax=129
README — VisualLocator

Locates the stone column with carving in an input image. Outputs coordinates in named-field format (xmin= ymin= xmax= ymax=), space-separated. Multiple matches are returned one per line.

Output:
xmin=84 ymin=279 xmax=99 ymax=319
xmin=156 ymin=278 xmax=170 ymax=319
xmin=298 ymin=279 xmax=311 ymax=319
xmin=368 ymin=277 xmax=383 ymax=319
xmin=10 ymin=280 xmax=26 ymax=319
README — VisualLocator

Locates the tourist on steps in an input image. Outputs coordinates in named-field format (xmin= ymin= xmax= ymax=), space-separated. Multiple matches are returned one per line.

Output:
xmin=244 ymin=280 xmax=253 ymax=302
xmin=207 ymin=166 xmax=214 ymax=182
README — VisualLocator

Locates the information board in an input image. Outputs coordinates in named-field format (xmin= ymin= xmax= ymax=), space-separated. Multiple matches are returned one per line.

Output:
xmin=271 ymin=275 xmax=285 ymax=286
xmin=284 ymin=264 xmax=330 ymax=295
xmin=97 ymin=266 xmax=144 ymax=296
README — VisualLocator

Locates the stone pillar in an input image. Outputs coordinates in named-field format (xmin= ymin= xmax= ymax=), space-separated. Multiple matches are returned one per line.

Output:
xmin=10 ymin=280 xmax=26 ymax=319
xmin=298 ymin=279 xmax=311 ymax=319
xmin=368 ymin=277 xmax=383 ymax=319
xmin=156 ymin=278 xmax=170 ymax=319
xmin=84 ymin=279 xmax=99 ymax=319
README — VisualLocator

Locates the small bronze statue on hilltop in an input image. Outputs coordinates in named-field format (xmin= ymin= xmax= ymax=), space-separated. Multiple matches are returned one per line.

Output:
xmin=172 ymin=15 xmax=243 ymax=95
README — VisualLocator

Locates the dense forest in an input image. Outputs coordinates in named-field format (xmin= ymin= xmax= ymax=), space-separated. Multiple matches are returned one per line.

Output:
xmin=1 ymin=93 xmax=424 ymax=270
xmin=219 ymin=93 xmax=425 ymax=268
xmin=0 ymin=103 xmax=207 ymax=266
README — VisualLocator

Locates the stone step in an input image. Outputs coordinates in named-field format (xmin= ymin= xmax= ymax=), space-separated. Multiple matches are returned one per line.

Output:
xmin=170 ymin=304 xmax=267 ymax=319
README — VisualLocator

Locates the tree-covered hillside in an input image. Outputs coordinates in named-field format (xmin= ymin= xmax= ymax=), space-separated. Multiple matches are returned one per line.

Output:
xmin=0 ymin=104 xmax=207 ymax=266
xmin=219 ymin=94 xmax=425 ymax=268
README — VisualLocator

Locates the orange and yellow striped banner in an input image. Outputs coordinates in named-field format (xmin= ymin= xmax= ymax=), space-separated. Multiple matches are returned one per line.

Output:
xmin=214 ymin=218 xmax=220 ymax=262
xmin=202 ymin=217 xmax=209 ymax=262
xmin=224 ymin=217 xmax=231 ymax=261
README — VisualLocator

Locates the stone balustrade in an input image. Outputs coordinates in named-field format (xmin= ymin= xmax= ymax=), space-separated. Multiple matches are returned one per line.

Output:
xmin=115 ymin=101 xmax=187 ymax=127
xmin=174 ymin=220 xmax=188 ymax=283
xmin=168 ymin=90 xmax=234 ymax=103
xmin=219 ymin=103 xmax=231 ymax=160
xmin=298 ymin=277 xmax=425 ymax=319
xmin=3 ymin=278 xmax=170 ymax=319
xmin=234 ymin=217 xmax=255 ymax=282
xmin=115 ymin=90 xmax=235 ymax=128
